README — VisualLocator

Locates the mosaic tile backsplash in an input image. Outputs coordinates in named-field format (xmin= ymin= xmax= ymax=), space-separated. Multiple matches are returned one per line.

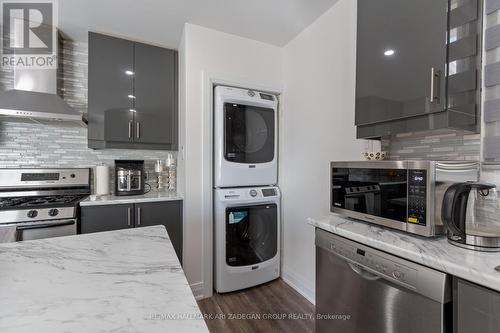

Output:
xmin=381 ymin=129 xmax=481 ymax=161
xmin=0 ymin=39 xmax=175 ymax=191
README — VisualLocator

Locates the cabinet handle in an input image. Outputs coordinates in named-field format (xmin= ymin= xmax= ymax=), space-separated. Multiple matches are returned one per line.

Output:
xmin=127 ymin=207 xmax=131 ymax=226
xmin=136 ymin=122 xmax=140 ymax=139
xmin=137 ymin=207 xmax=141 ymax=226
xmin=430 ymin=67 xmax=441 ymax=103
xmin=128 ymin=120 xmax=133 ymax=139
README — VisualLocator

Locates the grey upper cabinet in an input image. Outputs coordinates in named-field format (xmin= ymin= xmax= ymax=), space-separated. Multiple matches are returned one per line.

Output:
xmin=134 ymin=43 xmax=178 ymax=148
xmin=88 ymin=33 xmax=135 ymax=145
xmin=356 ymin=0 xmax=482 ymax=138
xmin=87 ymin=32 xmax=178 ymax=150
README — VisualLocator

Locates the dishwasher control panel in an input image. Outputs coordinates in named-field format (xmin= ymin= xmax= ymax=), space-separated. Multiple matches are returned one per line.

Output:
xmin=328 ymin=235 xmax=418 ymax=288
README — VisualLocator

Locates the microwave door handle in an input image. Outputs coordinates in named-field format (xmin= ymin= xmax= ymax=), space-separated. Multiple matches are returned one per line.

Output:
xmin=16 ymin=221 xmax=76 ymax=241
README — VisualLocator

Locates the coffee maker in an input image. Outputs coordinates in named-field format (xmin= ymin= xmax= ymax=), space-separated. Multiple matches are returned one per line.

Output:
xmin=114 ymin=160 xmax=145 ymax=196
xmin=441 ymin=182 xmax=500 ymax=252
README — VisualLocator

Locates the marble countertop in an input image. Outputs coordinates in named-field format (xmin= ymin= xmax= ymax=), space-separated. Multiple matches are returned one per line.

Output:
xmin=309 ymin=214 xmax=500 ymax=292
xmin=0 ymin=226 xmax=207 ymax=333
xmin=80 ymin=191 xmax=183 ymax=206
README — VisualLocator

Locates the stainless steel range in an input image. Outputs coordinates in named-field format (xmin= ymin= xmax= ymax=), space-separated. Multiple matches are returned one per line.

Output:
xmin=0 ymin=168 xmax=90 ymax=243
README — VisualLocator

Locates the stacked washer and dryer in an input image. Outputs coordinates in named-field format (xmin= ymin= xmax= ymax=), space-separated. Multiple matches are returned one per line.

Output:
xmin=213 ymin=86 xmax=280 ymax=293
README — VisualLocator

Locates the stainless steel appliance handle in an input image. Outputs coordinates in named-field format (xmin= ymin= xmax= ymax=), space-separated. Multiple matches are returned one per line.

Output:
xmin=16 ymin=220 xmax=76 ymax=241
xmin=436 ymin=162 xmax=479 ymax=171
xmin=347 ymin=262 xmax=381 ymax=281
xmin=127 ymin=174 xmax=131 ymax=192
xmin=127 ymin=207 xmax=131 ymax=226
xmin=136 ymin=122 xmax=140 ymax=139
xmin=137 ymin=207 xmax=141 ymax=226
xmin=128 ymin=120 xmax=133 ymax=139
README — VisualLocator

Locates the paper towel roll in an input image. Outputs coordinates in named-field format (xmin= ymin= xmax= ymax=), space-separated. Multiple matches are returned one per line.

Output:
xmin=95 ymin=164 xmax=110 ymax=196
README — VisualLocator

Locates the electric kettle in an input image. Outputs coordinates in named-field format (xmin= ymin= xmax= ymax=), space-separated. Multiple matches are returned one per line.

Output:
xmin=441 ymin=182 xmax=500 ymax=252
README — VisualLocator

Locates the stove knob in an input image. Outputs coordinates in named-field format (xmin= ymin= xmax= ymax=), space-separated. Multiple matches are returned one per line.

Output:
xmin=49 ymin=208 xmax=59 ymax=217
xmin=70 ymin=173 xmax=76 ymax=178
xmin=249 ymin=189 xmax=258 ymax=197
xmin=27 ymin=210 xmax=38 ymax=218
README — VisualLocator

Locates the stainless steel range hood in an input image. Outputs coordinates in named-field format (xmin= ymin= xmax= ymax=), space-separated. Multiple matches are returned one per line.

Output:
xmin=0 ymin=36 xmax=86 ymax=126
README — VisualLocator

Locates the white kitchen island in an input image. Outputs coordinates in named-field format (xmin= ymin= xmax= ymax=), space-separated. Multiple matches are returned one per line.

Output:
xmin=0 ymin=226 xmax=208 ymax=333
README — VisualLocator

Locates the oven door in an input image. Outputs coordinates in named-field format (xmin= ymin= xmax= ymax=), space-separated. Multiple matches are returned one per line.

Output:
xmin=225 ymin=204 xmax=278 ymax=267
xmin=0 ymin=219 xmax=77 ymax=243
xmin=331 ymin=162 xmax=408 ymax=231
xmin=224 ymin=102 xmax=275 ymax=164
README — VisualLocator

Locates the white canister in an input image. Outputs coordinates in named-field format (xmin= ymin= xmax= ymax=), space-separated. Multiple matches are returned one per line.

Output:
xmin=95 ymin=164 xmax=110 ymax=196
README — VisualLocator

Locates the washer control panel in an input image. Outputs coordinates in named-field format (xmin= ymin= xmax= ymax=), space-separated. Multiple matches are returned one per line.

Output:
xmin=329 ymin=236 xmax=417 ymax=288
xmin=221 ymin=187 xmax=280 ymax=200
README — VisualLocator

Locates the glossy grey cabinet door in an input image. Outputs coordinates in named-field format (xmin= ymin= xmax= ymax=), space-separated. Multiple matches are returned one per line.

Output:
xmin=135 ymin=201 xmax=183 ymax=264
xmin=88 ymin=32 xmax=135 ymax=146
xmin=80 ymin=204 xmax=133 ymax=234
xmin=356 ymin=0 xmax=448 ymax=126
xmin=455 ymin=278 xmax=500 ymax=333
xmin=134 ymin=43 xmax=178 ymax=149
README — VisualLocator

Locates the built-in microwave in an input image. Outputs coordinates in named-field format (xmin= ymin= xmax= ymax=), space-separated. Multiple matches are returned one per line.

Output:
xmin=331 ymin=161 xmax=480 ymax=237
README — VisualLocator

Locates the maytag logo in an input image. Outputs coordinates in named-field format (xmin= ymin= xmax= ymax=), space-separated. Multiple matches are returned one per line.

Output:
xmin=1 ymin=0 xmax=57 ymax=69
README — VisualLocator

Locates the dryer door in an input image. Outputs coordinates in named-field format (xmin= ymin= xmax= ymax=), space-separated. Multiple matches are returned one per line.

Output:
xmin=224 ymin=103 xmax=275 ymax=164
xmin=226 ymin=204 xmax=278 ymax=267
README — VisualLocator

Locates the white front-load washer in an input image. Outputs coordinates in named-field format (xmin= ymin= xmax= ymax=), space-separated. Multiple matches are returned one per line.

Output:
xmin=214 ymin=186 xmax=280 ymax=293
xmin=214 ymin=86 xmax=278 ymax=188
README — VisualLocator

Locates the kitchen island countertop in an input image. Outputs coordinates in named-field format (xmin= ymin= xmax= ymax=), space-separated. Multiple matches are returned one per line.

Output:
xmin=0 ymin=226 xmax=207 ymax=333
xmin=310 ymin=214 xmax=500 ymax=292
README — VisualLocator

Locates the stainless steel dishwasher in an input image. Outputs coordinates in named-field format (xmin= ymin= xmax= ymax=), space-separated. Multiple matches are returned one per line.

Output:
xmin=315 ymin=229 xmax=452 ymax=333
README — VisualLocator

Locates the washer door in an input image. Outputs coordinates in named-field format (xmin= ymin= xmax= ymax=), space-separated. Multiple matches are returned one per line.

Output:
xmin=224 ymin=103 xmax=275 ymax=164
xmin=226 ymin=204 xmax=278 ymax=267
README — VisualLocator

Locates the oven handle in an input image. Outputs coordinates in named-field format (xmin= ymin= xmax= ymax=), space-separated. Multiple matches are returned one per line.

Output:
xmin=16 ymin=221 xmax=76 ymax=241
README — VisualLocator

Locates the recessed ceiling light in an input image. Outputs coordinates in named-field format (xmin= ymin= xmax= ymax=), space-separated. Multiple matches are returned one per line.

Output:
xmin=125 ymin=70 xmax=135 ymax=75
xmin=127 ymin=95 xmax=136 ymax=99
xmin=129 ymin=109 xmax=136 ymax=112
xmin=384 ymin=49 xmax=395 ymax=56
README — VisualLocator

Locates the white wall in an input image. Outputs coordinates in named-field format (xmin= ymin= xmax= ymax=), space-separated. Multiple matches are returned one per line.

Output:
xmin=179 ymin=23 xmax=283 ymax=299
xmin=280 ymin=0 xmax=374 ymax=302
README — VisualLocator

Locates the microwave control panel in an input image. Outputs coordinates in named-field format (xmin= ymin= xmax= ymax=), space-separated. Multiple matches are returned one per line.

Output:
xmin=407 ymin=169 xmax=427 ymax=226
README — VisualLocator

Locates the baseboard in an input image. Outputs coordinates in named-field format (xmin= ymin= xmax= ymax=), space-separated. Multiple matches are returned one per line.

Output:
xmin=190 ymin=282 xmax=205 ymax=300
xmin=281 ymin=269 xmax=315 ymax=305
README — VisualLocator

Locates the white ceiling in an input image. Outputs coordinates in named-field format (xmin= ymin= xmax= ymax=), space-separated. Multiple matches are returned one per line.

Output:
xmin=59 ymin=0 xmax=339 ymax=48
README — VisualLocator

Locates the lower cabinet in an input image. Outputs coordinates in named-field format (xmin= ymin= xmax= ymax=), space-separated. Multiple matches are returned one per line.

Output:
xmin=80 ymin=204 xmax=133 ymax=232
xmin=80 ymin=200 xmax=183 ymax=264
xmin=455 ymin=278 xmax=500 ymax=333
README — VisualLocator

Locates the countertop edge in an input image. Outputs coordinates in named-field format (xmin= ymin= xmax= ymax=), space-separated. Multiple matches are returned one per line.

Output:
xmin=308 ymin=214 xmax=500 ymax=293
xmin=79 ymin=193 xmax=183 ymax=206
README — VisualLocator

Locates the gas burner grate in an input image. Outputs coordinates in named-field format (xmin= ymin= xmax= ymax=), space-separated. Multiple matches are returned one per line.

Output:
xmin=0 ymin=194 xmax=87 ymax=209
